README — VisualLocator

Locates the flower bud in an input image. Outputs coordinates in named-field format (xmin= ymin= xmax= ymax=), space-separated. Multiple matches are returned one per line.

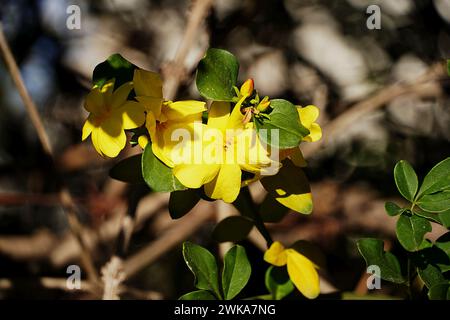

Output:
xmin=257 ymin=96 xmax=270 ymax=112
xmin=240 ymin=78 xmax=254 ymax=98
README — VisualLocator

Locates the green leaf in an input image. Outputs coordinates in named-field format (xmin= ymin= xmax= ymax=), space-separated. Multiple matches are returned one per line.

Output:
xmin=182 ymin=242 xmax=221 ymax=299
xmin=439 ymin=209 xmax=450 ymax=228
xmin=259 ymin=194 xmax=289 ymax=223
xmin=212 ymin=216 xmax=254 ymax=243
xmin=417 ymin=191 xmax=450 ymax=213
xmin=260 ymin=159 xmax=312 ymax=214
xmin=141 ymin=143 xmax=186 ymax=193
xmin=436 ymin=233 xmax=450 ymax=256
xmin=447 ymin=60 xmax=450 ymax=77
xmin=179 ymin=290 xmax=217 ymax=300
xmin=221 ymin=245 xmax=252 ymax=300
xmin=93 ymin=53 xmax=137 ymax=89
xmin=255 ymin=99 xmax=309 ymax=149
xmin=396 ymin=213 xmax=432 ymax=252
xmin=415 ymin=246 xmax=450 ymax=274
xmin=413 ymin=207 xmax=443 ymax=224
xmin=416 ymin=157 xmax=450 ymax=199
xmin=435 ymin=233 xmax=450 ymax=272
xmin=356 ymin=238 xmax=406 ymax=284
xmin=428 ymin=283 xmax=450 ymax=300
xmin=393 ymin=160 xmax=418 ymax=202
xmin=196 ymin=48 xmax=239 ymax=101
xmin=385 ymin=202 xmax=404 ymax=217
xmin=265 ymin=266 xmax=294 ymax=300
xmin=416 ymin=263 xmax=447 ymax=289
xmin=109 ymin=154 xmax=144 ymax=184
xmin=169 ymin=189 xmax=200 ymax=219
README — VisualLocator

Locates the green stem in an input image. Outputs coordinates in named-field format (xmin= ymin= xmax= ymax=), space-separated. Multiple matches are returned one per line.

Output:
xmin=238 ymin=187 xmax=273 ymax=248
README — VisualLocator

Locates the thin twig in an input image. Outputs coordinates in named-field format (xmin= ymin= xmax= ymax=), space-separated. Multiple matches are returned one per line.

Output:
xmin=123 ymin=200 xmax=215 ymax=279
xmin=163 ymin=0 xmax=214 ymax=100
xmin=0 ymin=277 xmax=163 ymax=299
xmin=0 ymin=24 xmax=52 ymax=156
xmin=302 ymin=63 xmax=445 ymax=158
xmin=0 ymin=23 xmax=100 ymax=288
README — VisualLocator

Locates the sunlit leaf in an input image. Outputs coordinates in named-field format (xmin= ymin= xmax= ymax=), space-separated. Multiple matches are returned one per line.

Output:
xmin=265 ymin=266 xmax=294 ymax=300
xmin=196 ymin=48 xmax=239 ymax=101
xmin=394 ymin=160 xmax=418 ymax=202
xmin=182 ymin=242 xmax=221 ymax=299
xmin=396 ymin=213 xmax=431 ymax=252
xmin=221 ymin=245 xmax=251 ymax=300
xmin=255 ymin=99 xmax=309 ymax=149
xmin=416 ymin=157 xmax=450 ymax=199
xmin=142 ymin=143 xmax=186 ymax=192
xmin=357 ymin=238 xmax=406 ymax=284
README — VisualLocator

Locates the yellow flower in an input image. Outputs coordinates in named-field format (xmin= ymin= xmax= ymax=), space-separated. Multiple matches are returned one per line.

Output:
xmin=172 ymin=97 xmax=276 ymax=203
xmin=297 ymin=105 xmax=322 ymax=142
xmin=133 ymin=69 xmax=206 ymax=167
xmin=82 ymin=80 xmax=146 ymax=157
xmin=264 ymin=241 xmax=320 ymax=299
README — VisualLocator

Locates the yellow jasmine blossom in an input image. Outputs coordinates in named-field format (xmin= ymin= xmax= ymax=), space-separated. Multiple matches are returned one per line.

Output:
xmin=297 ymin=105 xmax=322 ymax=142
xmin=133 ymin=69 xmax=206 ymax=167
xmin=172 ymin=97 xmax=276 ymax=203
xmin=82 ymin=79 xmax=146 ymax=157
xmin=264 ymin=241 xmax=320 ymax=299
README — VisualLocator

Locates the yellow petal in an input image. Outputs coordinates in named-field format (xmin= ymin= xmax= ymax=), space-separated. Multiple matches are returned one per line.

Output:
xmin=226 ymin=97 xmax=246 ymax=130
xmin=260 ymin=160 xmax=313 ymax=214
xmin=264 ymin=241 xmax=287 ymax=267
xmin=208 ymin=101 xmax=231 ymax=132
xmin=145 ymin=111 xmax=157 ymax=140
xmin=297 ymin=105 xmax=319 ymax=128
xmin=278 ymin=192 xmax=313 ymax=215
xmin=111 ymin=82 xmax=133 ymax=109
xmin=204 ymin=164 xmax=242 ymax=203
xmin=152 ymin=122 xmax=204 ymax=168
xmin=236 ymin=128 xmax=274 ymax=173
xmin=303 ymin=123 xmax=322 ymax=142
xmin=133 ymin=69 xmax=163 ymax=98
xmin=98 ymin=118 xmax=126 ymax=158
xmin=286 ymin=249 xmax=320 ymax=299
xmin=84 ymin=88 xmax=104 ymax=115
xmin=114 ymin=101 xmax=146 ymax=129
xmin=163 ymin=100 xmax=206 ymax=122
xmin=99 ymin=79 xmax=115 ymax=107
xmin=135 ymin=96 xmax=163 ymax=118
xmin=82 ymin=114 xmax=96 ymax=140
xmin=152 ymin=139 xmax=175 ymax=168
xmin=91 ymin=128 xmax=104 ymax=156
xmin=173 ymin=164 xmax=220 ymax=189
xmin=138 ymin=135 xmax=149 ymax=149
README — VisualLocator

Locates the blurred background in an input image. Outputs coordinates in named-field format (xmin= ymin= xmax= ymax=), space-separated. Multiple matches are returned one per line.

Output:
xmin=0 ymin=0 xmax=449 ymax=299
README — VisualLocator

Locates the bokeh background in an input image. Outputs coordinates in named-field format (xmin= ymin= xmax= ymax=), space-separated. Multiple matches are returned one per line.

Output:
xmin=0 ymin=0 xmax=449 ymax=299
